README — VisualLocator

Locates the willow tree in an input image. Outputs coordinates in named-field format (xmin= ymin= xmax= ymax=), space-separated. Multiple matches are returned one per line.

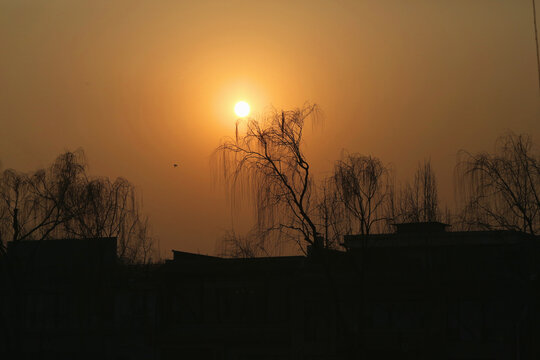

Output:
xmin=59 ymin=176 xmax=154 ymax=264
xmin=332 ymin=153 xmax=393 ymax=235
xmin=0 ymin=150 xmax=155 ymax=264
xmin=214 ymin=104 xmax=321 ymax=253
xmin=216 ymin=229 xmax=272 ymax=258
xmin=456 ymin=133 xmax=539 ymax=235
xmin=315 ymin=176 xmax=347 ymax=249
xmin=398 ymin=159 xmax=440 ymax=223
xmin=0 ymin=151 xmax=86 ymax=253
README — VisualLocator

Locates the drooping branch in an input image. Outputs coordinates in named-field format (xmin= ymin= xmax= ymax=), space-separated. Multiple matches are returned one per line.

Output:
xmin=213 ymin=104 xmax=321 ymax=253
xmin=0 ymin=150 xmax=156 ymax=264
xmin=456 ymin=133 xmax=539 ymax=235
xmin=332 ymin=153 xmax=393 ymax=235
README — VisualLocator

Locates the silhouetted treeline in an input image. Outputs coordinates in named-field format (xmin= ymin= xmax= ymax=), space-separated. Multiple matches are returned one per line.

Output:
xmin=214 ymin=104 xmax=538 ymax=256
xmin=0 ymin=150 xmax=156 ymax=264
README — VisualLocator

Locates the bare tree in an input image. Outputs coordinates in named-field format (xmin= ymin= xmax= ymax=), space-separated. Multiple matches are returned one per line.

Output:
xmin=315 ymin=177 xmax=347 ymax=249
xmin=0 ymin=150 xmax=156 ymax=263
xmin=456 ymin=133 xmax=539 ymax=235
xmin=216 ymin=228 xmax=280 ymax=258
xmin=214 ymin=104 xmax=321 ymax=254
xmin=0 ymin=151 xmax=85 ymax=249
xmin=332 ymin=153 xmax=393 ymax=235
xmin=59 ymin=176 xmax=154 ymax=264
xmin=398 ymin=159 xmax=440 ymax=223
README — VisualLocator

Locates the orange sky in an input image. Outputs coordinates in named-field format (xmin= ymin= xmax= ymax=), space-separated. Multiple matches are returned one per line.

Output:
xmin=1 ymin=0 xmax=539 ymax=257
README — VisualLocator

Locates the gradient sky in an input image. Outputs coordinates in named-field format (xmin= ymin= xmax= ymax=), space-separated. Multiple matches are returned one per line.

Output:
xmin=1 ymin=0 xmax=539 ymax=257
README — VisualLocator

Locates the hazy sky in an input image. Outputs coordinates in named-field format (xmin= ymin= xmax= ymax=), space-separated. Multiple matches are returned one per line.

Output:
xmin=1 ymin=0 xmax=539 ymax=257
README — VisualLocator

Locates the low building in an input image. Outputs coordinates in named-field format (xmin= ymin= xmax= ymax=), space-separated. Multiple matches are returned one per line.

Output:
xmin=344 ymin=222 xmax=540 ymax=359
xmin=1 ymin=223 xmax=538 ymax=359
xmin=0 ymin=237 xmax=118 ymax=360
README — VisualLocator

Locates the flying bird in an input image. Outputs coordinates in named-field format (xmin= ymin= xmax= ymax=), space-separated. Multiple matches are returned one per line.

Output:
xmin=173 ymin=163 xmax=179 ymax=168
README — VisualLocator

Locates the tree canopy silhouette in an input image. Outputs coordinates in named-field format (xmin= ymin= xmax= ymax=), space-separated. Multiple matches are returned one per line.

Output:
xmin=0 ymin=150 xmax=155 ymax=263
xmin=332 ymin=153 xmax=393 ymax=236
xmin=214 ymin=104 xmax=322 ymax=253
xmin=398 ymin=159 xmax=440 ymax=223
xmin=456 ymin=133 xmax=539 ymax=235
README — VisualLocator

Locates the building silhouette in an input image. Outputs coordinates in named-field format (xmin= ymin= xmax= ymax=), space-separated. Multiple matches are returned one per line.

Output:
xmin=0 ymin=223 xmax=538 ymax=359
xmin=344 ymin=223 xmax=540 ymax=359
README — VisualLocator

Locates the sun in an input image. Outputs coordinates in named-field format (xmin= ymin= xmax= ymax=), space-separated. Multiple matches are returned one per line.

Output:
xmin=234 ymin=101 xmax=250 ymax=117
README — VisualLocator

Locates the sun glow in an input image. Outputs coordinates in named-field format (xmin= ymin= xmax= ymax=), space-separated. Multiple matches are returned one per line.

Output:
xmin=234 ymin=101 xmax=250 ymax=117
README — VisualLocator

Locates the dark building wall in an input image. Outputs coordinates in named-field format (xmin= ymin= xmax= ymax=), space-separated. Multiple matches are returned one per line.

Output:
xmin=156 ymin=256 xmax=306 ymax=360
xmin=344 ymin=225 xmax=540 ymax=360
xmin=1 ymin=226 xmax=539 ymax=360
xmin=0 ymin=238 xmax=118 ymax=360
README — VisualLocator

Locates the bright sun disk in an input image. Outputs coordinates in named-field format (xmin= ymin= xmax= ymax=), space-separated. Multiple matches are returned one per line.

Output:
xmin=234 ymin=101 xmax=250 ymax=117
